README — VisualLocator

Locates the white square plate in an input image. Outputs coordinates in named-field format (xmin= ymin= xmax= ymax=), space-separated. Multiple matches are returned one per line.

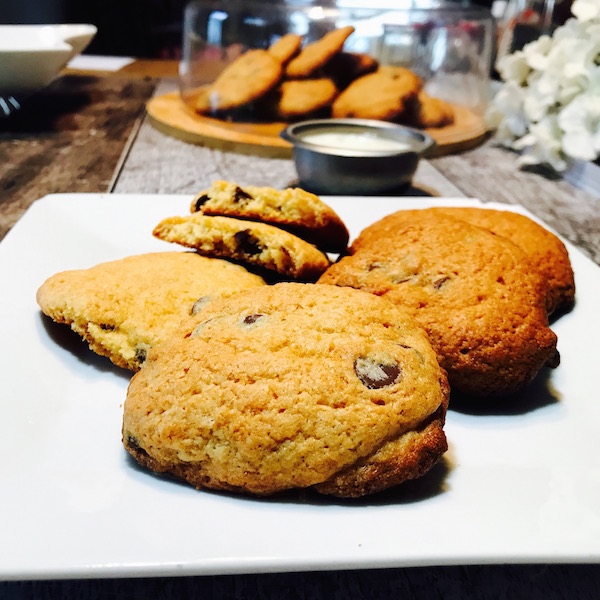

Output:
xmin=1 ymin=193 xmax=599 ymax=581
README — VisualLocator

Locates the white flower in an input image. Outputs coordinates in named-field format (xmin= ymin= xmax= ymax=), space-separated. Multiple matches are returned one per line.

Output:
xmin=514 ymin=116 xmax=569 ymax=172
xmin=571 ymin=0 xmax=600 ymax=22
xmin=486 ymin=81 xmax=528 ymax=141
xmin=496 ymin=51 xmax=530 ymax=84
xmin=522 ymin=71 xmax=559 ymax=121
xmin=522 ymin=35 xmax=553 ymax=71
xmin=489 ymin=2 xmax=600 ymax=171
xmin=558 ymin=90 xmax=600 ymax=160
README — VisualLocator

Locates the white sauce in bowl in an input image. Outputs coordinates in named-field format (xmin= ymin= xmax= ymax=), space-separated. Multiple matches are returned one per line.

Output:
xmin=299 ymin=129 xmax=413 ymax=153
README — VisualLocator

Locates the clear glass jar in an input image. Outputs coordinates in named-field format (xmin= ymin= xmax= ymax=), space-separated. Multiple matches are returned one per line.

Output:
xmin=180 ymin=0 xmax=495 ymax=115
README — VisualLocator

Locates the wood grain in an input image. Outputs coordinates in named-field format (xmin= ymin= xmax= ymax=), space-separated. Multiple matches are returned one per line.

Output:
xmin=145 ymin=90 xmax=488 ymax=158
xmin=0 ymin=74 xmax=156 ymax=242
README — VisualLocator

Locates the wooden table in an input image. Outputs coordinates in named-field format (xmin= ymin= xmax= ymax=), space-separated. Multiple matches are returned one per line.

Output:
xmin=1 ymin=62 xmax=599 ymax=599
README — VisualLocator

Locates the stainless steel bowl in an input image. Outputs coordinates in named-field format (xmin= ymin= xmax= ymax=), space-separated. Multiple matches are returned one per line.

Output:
xmin=280 ymin=119 xmax=436 ymax=195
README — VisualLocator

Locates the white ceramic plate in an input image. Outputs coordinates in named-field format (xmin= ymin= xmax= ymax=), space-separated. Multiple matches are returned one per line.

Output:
xmin=0 ymin=24 xmax=96 ymax=107
xmin=1 ymin=193 xmax=599 ymax=581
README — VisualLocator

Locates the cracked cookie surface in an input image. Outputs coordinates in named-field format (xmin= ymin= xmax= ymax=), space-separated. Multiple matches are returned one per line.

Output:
xmin=36 ymin=252 xmax=266 ymax=371
xmin=319 ymin=213 xmax=558 ymax=398
xmin=122 ymin=282 xmax=449 ymax=497
xmin=153 ymin=213 xmax=331 ymax=281
xmin=190 ymin=180 xmax=349 ymax=253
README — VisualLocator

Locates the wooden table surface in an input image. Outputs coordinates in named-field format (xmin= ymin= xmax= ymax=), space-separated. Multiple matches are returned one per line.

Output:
xmin=1 ymin=61 xmax=599 ymax=599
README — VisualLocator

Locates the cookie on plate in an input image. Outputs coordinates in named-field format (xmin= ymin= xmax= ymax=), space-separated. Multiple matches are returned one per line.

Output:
xmin=285 ymin=26 xmax=355 ymax=79
xmin=268 ymin=33 xmax=303 ymax=64
xmin=319 ymin=213 xmax=558 ymax=398
xmin=36 ymin=252 xmax=266 ymax=371
xmin=409 ymin=91 xmax=455 ymax=128
xmin=322 ymin=51 xmax=379 ymax=90
xmin=153 ymin=214 xmax=331 ymax=281
xmin=194 ymin=49 xmax=282 ymax=114
xmin=332 ymin=66 xmax=422 ymax=120
xmin=122 ymin=282 xmax=449 ymax=497
xmin=190 ymin=180 xmax=349 ymax=253
xmin=353 ymin=207 xmax=575 ymax=315
xmin=273 ymin=78 xmax=338 ymax=119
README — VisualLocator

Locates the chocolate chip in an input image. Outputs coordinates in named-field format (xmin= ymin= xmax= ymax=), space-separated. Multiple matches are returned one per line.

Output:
xmin=100 ymin=323 xmax=115 ymax=331
xmin=354 ymin=357 xmax=401 ymax=390
xmin=234 ymin=230 xmax=263 ymax=256
xmin=233 ymin=186 xmax=253 ymax=203
xmin=243 ymin=313 xmax=264 ymax=325
xmin=432 ymin=275 xmax=450 ymax=289
xmin=135 ymin=347 xmax=147 ymax=364
xmin=191 ymin=296 xmax=212 ymax=315
xmin=194 ymin=194 xmax=210 ymax=212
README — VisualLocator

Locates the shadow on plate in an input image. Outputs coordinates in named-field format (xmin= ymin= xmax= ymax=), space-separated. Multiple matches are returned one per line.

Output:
xmin=448 ymin=367 xmax=560 ymax=417
xmin=38 ymin=312 xmax=131 ymax=379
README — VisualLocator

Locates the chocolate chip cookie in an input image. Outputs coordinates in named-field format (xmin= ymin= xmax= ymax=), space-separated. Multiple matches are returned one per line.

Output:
xmin=194 ymin=49 xmax=283 ymax=114
xmin=36 ymin=252 xmax=266 ymax=371
xmin=122 ymin=282 xmax=449 ymax=497
xmin=332 ymin=66 xmax=422 ymax=120
xmin=354 ymin=207 xmax=575 ymax=315
xmin=285 ymin=26 xmax=355 ymax=79
xmin=268 ymin=33 xmax=303 ymax=64
xmin=190 ymin=180 xmax=349 ymax=253
xmin=273 ymin=78 xmax=338 ymax=119
xmin=319 ymin=213 xmax=558 ymax=398
xmin=153 ymin=214 xmax=331 ymax=281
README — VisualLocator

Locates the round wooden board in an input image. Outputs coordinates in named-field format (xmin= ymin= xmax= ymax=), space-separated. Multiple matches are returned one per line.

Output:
xmin=146 ymin=91 xmax=488 ymax=158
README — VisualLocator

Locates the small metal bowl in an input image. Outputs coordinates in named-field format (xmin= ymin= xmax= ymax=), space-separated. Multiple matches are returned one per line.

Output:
xmin=280 ymin=118 xmax=436 ymax=195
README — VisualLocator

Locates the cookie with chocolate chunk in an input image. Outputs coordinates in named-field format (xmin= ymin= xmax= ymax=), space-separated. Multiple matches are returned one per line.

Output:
xmin=194 ymin=49 xmax=282 ymax=114
xmin=332 ymin=66 xmax=422 ymax=120
xmin=354 ymin=207 xmax=575 ymax=315
xmin=190 ymin=180 xmax=349 ymax=253
xmin=122 ymin=282 xmax=449 ymax=497
xmin=319 ymin=212 xmax=558 ymax=398
xmin=36 ymin=252 xmax=266 ymax=371
xmin=153 ymin=214 xmax=331 ymax=281
xmin=285 ymin=26 xmax=355 ymax=79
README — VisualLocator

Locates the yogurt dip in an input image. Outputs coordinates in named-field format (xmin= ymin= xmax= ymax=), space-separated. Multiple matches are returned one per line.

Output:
xmin=299 ymin=129 xmax=413 ymax=153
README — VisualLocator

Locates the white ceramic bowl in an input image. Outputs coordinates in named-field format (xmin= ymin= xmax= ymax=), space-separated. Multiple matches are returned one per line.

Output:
xmin=0 ymin=24 xmax=97 ymax=98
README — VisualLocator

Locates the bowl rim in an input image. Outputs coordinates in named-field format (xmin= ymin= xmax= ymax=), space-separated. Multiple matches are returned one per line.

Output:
xmin=280 ymin=118 xmax=436 ymax=157
xmin=0 ymin=24 xmax=97 ymax=53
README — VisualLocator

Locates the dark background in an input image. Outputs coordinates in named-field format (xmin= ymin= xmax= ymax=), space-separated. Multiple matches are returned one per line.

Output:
xmin=0 ymin=0 xmax=496 ymax=59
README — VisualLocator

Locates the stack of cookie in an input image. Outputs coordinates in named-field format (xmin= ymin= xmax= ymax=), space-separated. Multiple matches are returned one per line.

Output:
xmin=152 ymin=180 xmax=349 ymax=281
xmin=192 ymin=26 xmax=455 ymax=128
xmin=319 ymin=207 xmax=574 ymax=398
xmin=35 ymin=181 xmax=576 ymax=499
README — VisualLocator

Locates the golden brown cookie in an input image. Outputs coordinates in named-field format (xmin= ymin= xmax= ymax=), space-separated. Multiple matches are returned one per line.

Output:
xmin=268 ymin=33 xmax=303 ymax=64
xmin=410 ymin=91 xmax=455 ymax=128
xmin=332 ymin=66 xmax=422 ymax=120
xmin=190 ymin=180 xmax=349 ymax=253
xmin=319 ymin=213 xmax=558 ymax=398
xmin=285 ymin=26 xmax=355 ymax=79
xmin=36 ymin=252 xmax=266 ymax=371
xmin=194 ymin=49 xmax=282 ymax=113
xmin=273 ymin=78 xmax=338 ymax=119
xmin=122 ymin=282 xmax=449 ymax=497
xmin=322 ymin=51 xmax=379 ymax=89
xmin=153 ymin=214 xmax=331 ymax=282
xmin=353 ymin=207 xmax=575 ymax=315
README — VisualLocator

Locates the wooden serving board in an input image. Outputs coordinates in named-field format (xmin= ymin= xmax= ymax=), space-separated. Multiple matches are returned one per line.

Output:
xmin=146 ymin=91 xmax=488 ymax=158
